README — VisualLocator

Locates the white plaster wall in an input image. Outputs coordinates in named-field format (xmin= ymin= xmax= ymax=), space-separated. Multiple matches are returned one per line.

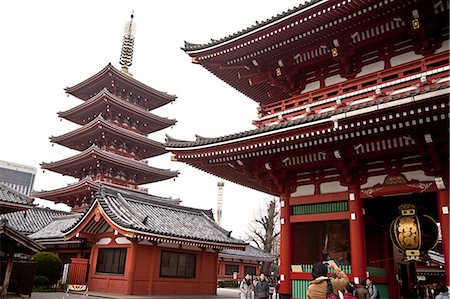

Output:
xmin=301 ymin=81 xmax=320 ymax=93
xmin=325 ymin=74 xmax=347 ymax=86
xmin=402 ymin=170 xmax=435 ymax=181
xmin=390 ymin=51 xmax=424 ymax=67
xmin=115 ymin=237 xmax=132 ymax=244
xmin=291 ymin=184 xmax=315 ymax=197
xmin=319 ymin=181 xmax=348 ymax=194
xmin=96 ymin=237 xmax=112 ymax=245
xmin=361 ymin=175 xmax=387 ymax=189
xmin=356 ymin=61 xmax=385 ymax=77
xmin=435 ymin=39 xmax=449 ymax=53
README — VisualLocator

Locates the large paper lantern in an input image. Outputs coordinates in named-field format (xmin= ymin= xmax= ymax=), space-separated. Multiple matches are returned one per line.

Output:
xmin=390 ymin=204 xmax=438 ymax=261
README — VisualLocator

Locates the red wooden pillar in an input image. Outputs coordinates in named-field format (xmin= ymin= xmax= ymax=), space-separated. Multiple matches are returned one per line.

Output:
xmin=381 ymin=229 xmax=398 ymax=298
xmin=348 ymin=184 xmax=367 ymax=283
xmin=279 ymin=193 xmax=292 ymax=299
xmin=437 ymin=188 xmax=449 ymax=286
xmin=197 ymin=249 xmax=204 ymax=293
xmin=147 ymin=245 xmax=156 ymax=294
xmin=126 ymin=242 xmax=137 ymax=295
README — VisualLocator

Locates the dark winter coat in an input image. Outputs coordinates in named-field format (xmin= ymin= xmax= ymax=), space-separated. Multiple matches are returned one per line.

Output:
xmin=255 ymin=279 xmax=269 ymax=299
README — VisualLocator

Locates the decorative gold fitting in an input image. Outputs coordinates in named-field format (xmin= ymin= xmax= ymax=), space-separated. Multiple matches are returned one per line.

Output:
xmin=332 ymin=48 xmax=339 ymax=57
xmin=412 ymin=19 xmax=420 ymax=29
xmin=399 ymin=204 xmax=416 ymax=215
xmin=275 ymin=67 xmax=282 ymax=77
xmin=405 ymin=250 xmax=421 ymax=260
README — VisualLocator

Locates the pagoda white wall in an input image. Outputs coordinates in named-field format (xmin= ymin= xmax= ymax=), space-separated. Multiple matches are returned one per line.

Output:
xmin=356 ymin=61 xmax=385 ymax=78
xmin=390 ymin=51 xmax=424 ymax=67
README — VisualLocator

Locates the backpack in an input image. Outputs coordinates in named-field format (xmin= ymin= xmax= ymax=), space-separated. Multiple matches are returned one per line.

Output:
xmin=326 ymin=279 xmax=339 ymax=299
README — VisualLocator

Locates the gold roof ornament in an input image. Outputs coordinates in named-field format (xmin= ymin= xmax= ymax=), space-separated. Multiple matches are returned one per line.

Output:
xmin=119 ymin=12 xmax=136 ymax=76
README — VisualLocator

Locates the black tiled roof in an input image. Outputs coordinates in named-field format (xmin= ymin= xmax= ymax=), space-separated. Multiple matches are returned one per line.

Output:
xmin=0 ymin=208 xmax=71 ymax=235
xmin=0 ymin=183 xmax=35 ymax=207
xmin=183 ymin=0 xmax=323 ymax=52
xmin=65 ymin=187 xmax=246 ymax=247
xmin=28 ymin=214 xmax=82 ymax=240
xmin=166 ymin=83 xmax=450 ymax=148
xmin=220 ymin=245 xmax=276 ymax=262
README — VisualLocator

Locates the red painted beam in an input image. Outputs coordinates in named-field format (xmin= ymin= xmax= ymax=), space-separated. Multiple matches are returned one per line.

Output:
xmin=290 ymin=211 xmax=349 ymax=223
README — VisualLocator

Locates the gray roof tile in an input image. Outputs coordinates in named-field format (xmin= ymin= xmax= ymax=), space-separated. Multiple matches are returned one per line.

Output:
xmin=221 ymin=245 xmax=276 ymax=262
xmin=0 ymin=183 xmax=35 ymax=207
xmin=28 ymin=214 xmax=82 ymax=240
xmin=0 ymin=208 xmax=71 ymax=235
xmin=65 ymin=187 xmax=246 ymax=247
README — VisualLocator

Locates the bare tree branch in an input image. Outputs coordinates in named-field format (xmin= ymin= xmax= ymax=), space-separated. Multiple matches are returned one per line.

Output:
xmin=245 ymin=197 xmax=281 ymax=275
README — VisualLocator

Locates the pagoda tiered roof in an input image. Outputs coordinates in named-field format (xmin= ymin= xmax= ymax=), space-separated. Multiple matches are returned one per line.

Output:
xmin=65 ymin=64 xmax=176 ymax=110
xmin=33 ymin=177 xmax=181 ymax=205
xmin=41 ymin=145 xmax=178 ymax=185
xmin=32 ymin=177 xmax=99 ymax=204
xmin=64 ymin=187 xmax=247 ymax=250
xmin=59 ymin=88 xmax=176 ymax=134
xmin=50 ymin=115 xmax=166 ymax=159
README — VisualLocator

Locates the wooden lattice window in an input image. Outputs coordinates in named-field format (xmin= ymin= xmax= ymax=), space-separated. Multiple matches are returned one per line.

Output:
xmin=160 ymin=251 xmax=196 ymax=278
xmin=96 ymin=248 xmax=127 ymax=275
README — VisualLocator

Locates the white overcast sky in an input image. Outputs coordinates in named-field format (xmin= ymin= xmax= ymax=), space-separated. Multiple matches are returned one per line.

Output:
xmin=0 ymin=0 xmax=301 ymax=239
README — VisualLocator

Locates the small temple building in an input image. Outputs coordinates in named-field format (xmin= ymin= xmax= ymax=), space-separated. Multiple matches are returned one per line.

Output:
xmin=167 ymin=1 xmax=450 ymax=298
xmin=218 ymin=245 xmax=276 ymax=280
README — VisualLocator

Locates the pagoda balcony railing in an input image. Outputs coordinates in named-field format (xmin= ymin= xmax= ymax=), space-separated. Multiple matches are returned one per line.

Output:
xmin=254 ymin=51 xmax=449 ymax=127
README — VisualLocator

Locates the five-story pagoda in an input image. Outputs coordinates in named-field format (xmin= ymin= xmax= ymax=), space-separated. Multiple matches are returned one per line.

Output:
xmin=34 ymin=14 xmax=179 ymax=212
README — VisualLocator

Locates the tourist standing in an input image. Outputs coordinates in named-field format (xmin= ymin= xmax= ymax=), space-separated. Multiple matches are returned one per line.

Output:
xmin=366 ymin=278 xmax=379 ymax=299
xmin=268 ymin=276 xmax=276 ymax=299
xmin=240 ymin=274 xmax=253 ymax=299
xmin=255 ymin=273 xmax=270 ymax=299
xmin=306 ymin=260 xmax=349 ymax=299
xmin=435 ymin=284 xmax=449 ymax=299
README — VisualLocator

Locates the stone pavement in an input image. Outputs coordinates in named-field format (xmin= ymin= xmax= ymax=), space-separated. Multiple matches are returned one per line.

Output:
xmin=8 ymin=288 xmax=242 ymax=299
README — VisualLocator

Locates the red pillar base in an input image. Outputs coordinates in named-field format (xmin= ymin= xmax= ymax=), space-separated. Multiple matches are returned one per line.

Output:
xmin=348 ymin=185 xmax=367 ymax=282
xmin=279 ymin=193 xmax=292 ymax=298
xmin=437 ymin=189 xmax=449 ymax=287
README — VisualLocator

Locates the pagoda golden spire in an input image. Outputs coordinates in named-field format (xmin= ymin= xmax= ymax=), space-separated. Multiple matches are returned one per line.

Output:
xmin=119 ymin=12 xmax=136 ymax=76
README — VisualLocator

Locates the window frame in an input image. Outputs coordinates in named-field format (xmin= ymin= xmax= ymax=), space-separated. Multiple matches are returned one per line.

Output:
xmin=95 ymin=248 xmax=127 ymax=275
xmin=244 ymin=265 xmax=257 ymax=276
xmin=224 ymin=263 xmax=240 ymax=276
xmin=159 ymin=251 xmax=196 ymax=279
